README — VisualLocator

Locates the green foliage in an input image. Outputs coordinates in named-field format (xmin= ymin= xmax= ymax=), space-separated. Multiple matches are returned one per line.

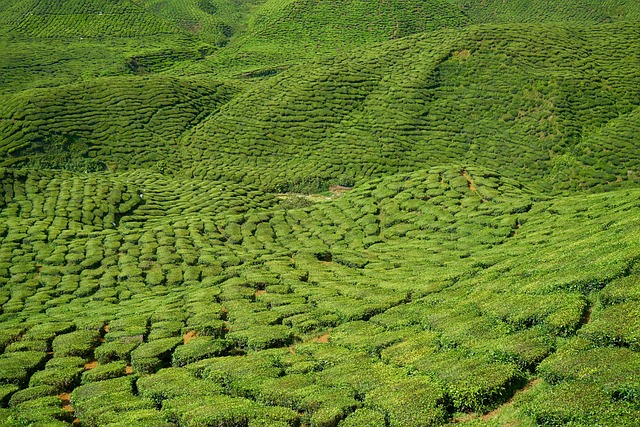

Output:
xmin=172 ymin=337 xmax=234 ymax=367
xmin=131 ymin=337 xmax=182 ymax=374
xmin=8 ymin=385 xmax=56 ymax=408
xmin=1 ymin=2 xmax=640 ymax=427
xmin=52 ymin=330 xmax=99 ymax=358
xmin=366 ymin=376 xmax=448 ymax=427
xmin=228 ymin=325 xmax=293 ymax=351
xmin=81 ymin=361 xmax=128 ymax=384
xmin=28 ymin=364 xmax=84 ymax=392
xmin=137 ymin=367 xmax=224 ymax=405
xmin=0 ymin=384 xmax=19 ymax=407
xmin=0 ymin=352 xmax=47 ymax=387
xmin=71 ymin=376 xmax=156 ymax=427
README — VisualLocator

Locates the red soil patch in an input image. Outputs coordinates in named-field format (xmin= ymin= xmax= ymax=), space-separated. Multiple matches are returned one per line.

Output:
xmin=104 ymin=325 xmax=110 ymax=333
xmin=84 ymin=360 xmax=98 ymax=370
xmin=255 ymin=290 xmax=266 ymax=297
xmin=125 ymin=365 xmax=134 ymax=375
xmin=58 ymin=392 xmax=72 ymax=411
xmin=183 ymin=330 xmax=198 ymax=345
xmin=314 ymin=334 xmax=330 ymax=343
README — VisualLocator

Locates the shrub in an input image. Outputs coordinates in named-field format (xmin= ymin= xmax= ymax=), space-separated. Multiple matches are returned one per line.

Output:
xmin=8 ymin=385 xmax=56 ymax=408
xmin=365 ymin=376 xmax=448 ymax=427
xmin=0 ymin=383 xmax=19 ymax=407
xmin=229 ymin=325 xmax=293 ymax=351
xmin=4 ymin=339 xmax=50 ymax=352
xmin=23 ymin=322 xmax=74 ymax=343
xmin=28 ymin=365 xmax=84 ymax=392
xmin=163 ymin=394 xmax=270 ymax=427
xmin=71 ymin=376 xmax=156 ymax=427
xmin=95 ymin=340 xmax=141 ymax=364
xmin=172 ymin=337 xmax=234 ymax=367
xmin=81 ymin=361 xmax=127 ymax=384
xmin=195 ymin=354 xmax=283 ymax=397
xmin=12 ymin=396 xmax=73 ymax=425
xmin=0 ymin=351 xmax=48 ymax=387
xmin=131 ymin=337 xmax=182 ymax=374
xmin=185 ymin=315 xmax=227 ymax=337
xmin=137 ymin=367 xmax=224 ymax=406
xmin=338 ymin=408 xmax=386 ymax=427
xmin=52 ymin=330 xmax=99 ymax=358
xmin=102 ymin=409 xmax=175 ymax=427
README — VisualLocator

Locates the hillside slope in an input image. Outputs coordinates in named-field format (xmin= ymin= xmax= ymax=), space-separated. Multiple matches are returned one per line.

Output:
xmin=199 ymin=0 xmax=640 ymax=75
xmin=184 ymin=23 xmax=640 ymax=193
xmin=0 ymin=75 xmax=238 ymax=171
xmin=0 ymin=166 xmax=638 ymax=425
xmin=1 ymin=1 xmax=640 ymax=426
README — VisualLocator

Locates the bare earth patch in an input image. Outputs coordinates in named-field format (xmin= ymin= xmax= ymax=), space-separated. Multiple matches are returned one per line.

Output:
xmin=84 ymin=360 xmax=98 ymax=370
xmin=183 ymin=330 xmax=198 ymax=344
xmin=58 ymin=392 xmax=72 ymax=411
xmin=313 ymin=334 xmax=330 ymax=343
xmin=453 ymin=49 xmax=471 ymax=59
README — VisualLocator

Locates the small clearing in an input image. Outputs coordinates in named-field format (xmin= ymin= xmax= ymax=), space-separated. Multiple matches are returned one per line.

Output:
xmin=183 ymin=330 xmax=198 ymax=344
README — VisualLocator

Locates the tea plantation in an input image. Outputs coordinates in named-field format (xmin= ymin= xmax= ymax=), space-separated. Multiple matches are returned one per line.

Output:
xmin=1 ymin=1 xmax=640 ymax=426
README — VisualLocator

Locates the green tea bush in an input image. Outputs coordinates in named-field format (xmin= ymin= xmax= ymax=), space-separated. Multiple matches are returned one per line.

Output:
xmin=365 ymin=376 xmax=448 ymax=427
xmin=81 ymin=361 xmax=128 ymax=384
xmin=196 ymin=354 xmax=283 ymax=397
xmin=8 ymin=385 xmax=56 ymax=408
xmin=0 ymin=384 xmax=18 ymax=407
xmin=51 ymin=330 xmax=99 ymax=358
xmin=579 ymin=302 xmax=640 ymax=350
xmin=229 ymin=325 xmax=294 ymax=351
xmin=11 ymin=396 xmax=72 ymax=426
xmin=102 ymin=409 xmax=175 ymax=427
xmin=172 ymin=337 xmax=234 ymax=367
xmin=71 ymin=376 xmax=156 ymax=427
xmin=95 ymin=340 xmax=141 ymax=364
xmin=338 ymin=408 xmax=386 ymax=427
xmin=137 ymin=367 xmax=224 ymax=406
xmin=28 ymin=365 xmax=84 ymax=392
xmin=131 ymin=337 xmax=182 ymax=374
xmin=0 ymin=351 xmax=48 ymax=387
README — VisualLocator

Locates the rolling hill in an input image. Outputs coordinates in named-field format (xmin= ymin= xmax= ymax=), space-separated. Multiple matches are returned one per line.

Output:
xmin=0 ymin=1 xmax=640 ymax=426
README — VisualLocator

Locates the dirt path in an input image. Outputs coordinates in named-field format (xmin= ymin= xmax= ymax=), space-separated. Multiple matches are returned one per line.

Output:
xmin=485 ymin=378 xmax=541 ymax=420
xmin=461 ymin=170 xmax=477 ymax=192
xmin=453 ymin=378 xmax=542 ymax=424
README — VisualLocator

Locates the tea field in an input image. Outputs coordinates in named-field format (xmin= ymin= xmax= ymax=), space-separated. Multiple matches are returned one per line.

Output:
xmin=1 ymin=1 xmax=640 ymax=426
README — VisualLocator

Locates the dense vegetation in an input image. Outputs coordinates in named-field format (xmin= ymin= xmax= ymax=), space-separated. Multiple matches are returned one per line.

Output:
xmin=1 ymin=1 xmax=640 ymax=426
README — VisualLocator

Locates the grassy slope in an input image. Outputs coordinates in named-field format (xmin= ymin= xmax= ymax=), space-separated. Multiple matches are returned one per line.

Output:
xmin=0 ymin=1 xmax=640 ymax=426
xmin=196 ymin=0 xmax=640 ymax=76
xmin=184 ymin=23 xmax=640 ymax=193
xmin=0 ymin=165 xmax=639 ymax=425
xmin=0 ymin=75 xmax=238 ymax=171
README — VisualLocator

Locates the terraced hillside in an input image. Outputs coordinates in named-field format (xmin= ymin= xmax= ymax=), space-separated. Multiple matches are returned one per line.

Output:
xmin=1 ymin=1 xmax=640 ymax=426
xmin=0 ymin=76 xmax=238 ymax=171
xmin=185 ymin=22 xmax=640 ymax=193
